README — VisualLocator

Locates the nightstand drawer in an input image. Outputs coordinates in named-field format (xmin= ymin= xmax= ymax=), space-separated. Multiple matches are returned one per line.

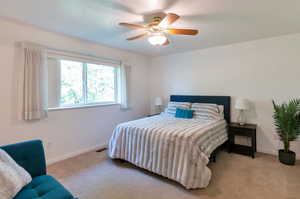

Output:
xmin=229 ymin=127 xmax=255 ymax=137
xmin=147 ymin=113 xmax=160 ymax=117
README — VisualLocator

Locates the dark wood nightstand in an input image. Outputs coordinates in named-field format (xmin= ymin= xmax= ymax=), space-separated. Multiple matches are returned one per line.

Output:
xmin=147 ymin=113 xmax=160 ymax=117
xmin=228 ymin=122 xmax=257 ymax=158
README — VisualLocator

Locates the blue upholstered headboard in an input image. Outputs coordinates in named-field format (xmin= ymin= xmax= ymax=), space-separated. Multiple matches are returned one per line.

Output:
xmin=170 ymin=95 xmax=231 ymax=123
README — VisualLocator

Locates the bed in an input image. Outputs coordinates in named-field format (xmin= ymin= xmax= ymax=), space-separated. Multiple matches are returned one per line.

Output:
xmin=108 ymin=95 xmax=231 ymax=189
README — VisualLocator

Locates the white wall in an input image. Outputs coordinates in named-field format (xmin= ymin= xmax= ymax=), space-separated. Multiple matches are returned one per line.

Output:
xmin=150 ymin=33 xmax=300 ymax=159
xmin=1 ymin=17 xmax=300 ymax=163
xmin=0 ymin=18 xmax=150 ymax=164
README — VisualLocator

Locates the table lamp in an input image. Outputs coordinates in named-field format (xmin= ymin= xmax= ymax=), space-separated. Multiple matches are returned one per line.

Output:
xmin=154 ymin=97 xmax=163 ymax=113
xmin=235 ymin=98 xmax=250 ymax=125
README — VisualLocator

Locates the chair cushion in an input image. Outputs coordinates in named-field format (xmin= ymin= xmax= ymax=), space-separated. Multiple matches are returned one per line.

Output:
xmin=0 ymin=149 xmax=32 ymax=199
xmin=14 ymin=175 xmax=74 ymax=199
xmin=1 ymin=140 xmax=46 ymax=178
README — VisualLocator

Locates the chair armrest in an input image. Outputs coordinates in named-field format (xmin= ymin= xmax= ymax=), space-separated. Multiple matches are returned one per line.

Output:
xmin=1 ymin=140 xmax=47 ymax=178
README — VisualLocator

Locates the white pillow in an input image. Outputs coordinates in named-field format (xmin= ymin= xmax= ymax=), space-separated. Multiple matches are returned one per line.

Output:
xmin=165 ymin=102 xmax=191 ymax=116
xmin=0 ymin=149 xmax=32 ymax=199
xmin=191 ymin=103 xmax=221 ymax=120
xmin=217 ymin=105 xmax=224 ymax=119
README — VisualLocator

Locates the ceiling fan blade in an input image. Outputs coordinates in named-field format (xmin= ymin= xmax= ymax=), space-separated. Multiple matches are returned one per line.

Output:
xmin=166 ymin=29 xmax=198 ymax=35
xmin=119 ymin=23 xmax=145 ymax=29
xmin=162 ymin=39 xmax=170 ymax=46
xmin=126 ymin=33 xmax=149 ymax=40
xmin=159 ymin=13 xmax=180 ymax=27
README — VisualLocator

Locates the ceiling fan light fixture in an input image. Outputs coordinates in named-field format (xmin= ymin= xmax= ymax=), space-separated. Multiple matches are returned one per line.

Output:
xmin=148 ymin=33 xmax=167 ymax=46
xmin=120 ymin=13 xmax=198 ymax=46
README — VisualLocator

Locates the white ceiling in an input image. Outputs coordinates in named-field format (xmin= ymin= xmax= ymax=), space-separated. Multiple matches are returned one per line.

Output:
xmin=1 ymin=0 xmax=300 ymax=56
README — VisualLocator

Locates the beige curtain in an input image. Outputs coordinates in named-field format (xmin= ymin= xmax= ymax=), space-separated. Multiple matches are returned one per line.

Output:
xmin=119 ymin=63 xmax=131 ymax=110
xmin=20 ymin=43 xmax=48 ymax=120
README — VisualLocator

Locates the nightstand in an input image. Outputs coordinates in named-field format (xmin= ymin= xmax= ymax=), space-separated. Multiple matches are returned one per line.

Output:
xmin=228 ymin=122 xmax=257 ymax=158
xmin=147 ymin=113 xmax=160 ymax=117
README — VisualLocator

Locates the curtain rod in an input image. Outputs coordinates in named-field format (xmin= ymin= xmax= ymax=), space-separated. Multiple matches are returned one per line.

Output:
xmin=47 ymin=47 xmax=121 ymax=64
xmin=19 ymin=41 xmax=122 ymax=64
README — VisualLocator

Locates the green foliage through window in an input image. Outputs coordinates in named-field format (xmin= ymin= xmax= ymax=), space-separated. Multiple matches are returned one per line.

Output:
xmin=60 ymin=60 xmax=117 ymax=107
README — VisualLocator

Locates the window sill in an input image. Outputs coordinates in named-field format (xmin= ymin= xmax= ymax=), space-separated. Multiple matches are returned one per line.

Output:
xmin=48 ymin=103 xmax=120 ymax=111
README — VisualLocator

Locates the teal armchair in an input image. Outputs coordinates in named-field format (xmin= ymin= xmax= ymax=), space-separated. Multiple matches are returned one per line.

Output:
xmin=1 ymin=140 xmax=77 ymax=199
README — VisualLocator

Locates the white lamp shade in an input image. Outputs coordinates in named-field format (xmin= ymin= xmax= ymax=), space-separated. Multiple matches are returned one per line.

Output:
xmin=154 ymin=97 xmax=163 ymax=106
xmin=148 ymin=33 xmax=167 ymax=46
xmin=235 ymin=98 xmax=250 ymax=110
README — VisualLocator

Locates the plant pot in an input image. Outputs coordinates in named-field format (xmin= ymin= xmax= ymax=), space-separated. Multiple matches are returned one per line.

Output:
xmin=278 ymin=150 xmax=296 ymax=165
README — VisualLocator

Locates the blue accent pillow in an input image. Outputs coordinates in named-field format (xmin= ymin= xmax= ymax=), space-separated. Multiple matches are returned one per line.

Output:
xmin=175 ymin=108 xmax=194 ymax=119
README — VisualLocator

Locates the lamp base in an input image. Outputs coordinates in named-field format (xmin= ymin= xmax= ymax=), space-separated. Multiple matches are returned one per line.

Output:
xmin=237 ymin=110 xmax=246 ymax=125
xmin=156 ymin=105 xmax=162 ymax=114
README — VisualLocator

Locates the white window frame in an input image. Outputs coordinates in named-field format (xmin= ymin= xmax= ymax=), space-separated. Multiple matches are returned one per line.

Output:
xmin=49 ymin=58 xmax=120 ymax=110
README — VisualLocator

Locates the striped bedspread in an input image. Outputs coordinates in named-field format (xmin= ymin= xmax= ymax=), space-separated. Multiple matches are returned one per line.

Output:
xmin=108 ymin=115 xmax=227 ymax=189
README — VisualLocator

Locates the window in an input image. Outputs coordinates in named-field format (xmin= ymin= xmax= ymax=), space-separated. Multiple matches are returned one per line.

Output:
xmin=60 ymin=60 xmax=84 ymax=106
xmin=48 ymin=59 xmax=119 ymax=109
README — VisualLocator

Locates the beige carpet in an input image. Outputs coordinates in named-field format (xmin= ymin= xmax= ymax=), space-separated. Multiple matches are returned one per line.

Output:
xmin=48 ymin=150 xmax=300 ymax=199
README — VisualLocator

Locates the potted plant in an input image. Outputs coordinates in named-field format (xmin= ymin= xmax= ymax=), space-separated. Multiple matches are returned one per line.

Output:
xmin=272 ymin=99 xmax=300 ymax=165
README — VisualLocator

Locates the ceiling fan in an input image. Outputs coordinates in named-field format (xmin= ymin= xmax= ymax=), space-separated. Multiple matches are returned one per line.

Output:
xmin=119 ymin=13 xmax=198 ymax=46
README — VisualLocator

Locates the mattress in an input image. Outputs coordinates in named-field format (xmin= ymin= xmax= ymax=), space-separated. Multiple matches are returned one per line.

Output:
xmin=108 ymin=114 xmax=227 ymax=189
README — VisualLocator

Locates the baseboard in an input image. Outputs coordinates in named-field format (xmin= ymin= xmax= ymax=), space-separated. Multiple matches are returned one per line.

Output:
xmin=258 ymin=148 xmax=277 ymax=156
xmin=46 ymin=143 xmax=299 ymax=165
xmin=258 ymin=148 xmax=300 ymax=160
xmin=47 ymin=143 xmax=108 ymax=165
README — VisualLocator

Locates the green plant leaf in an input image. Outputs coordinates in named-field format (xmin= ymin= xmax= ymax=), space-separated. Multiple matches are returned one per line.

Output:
xmin=272 ymin=99 xmax=300 ymax=152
